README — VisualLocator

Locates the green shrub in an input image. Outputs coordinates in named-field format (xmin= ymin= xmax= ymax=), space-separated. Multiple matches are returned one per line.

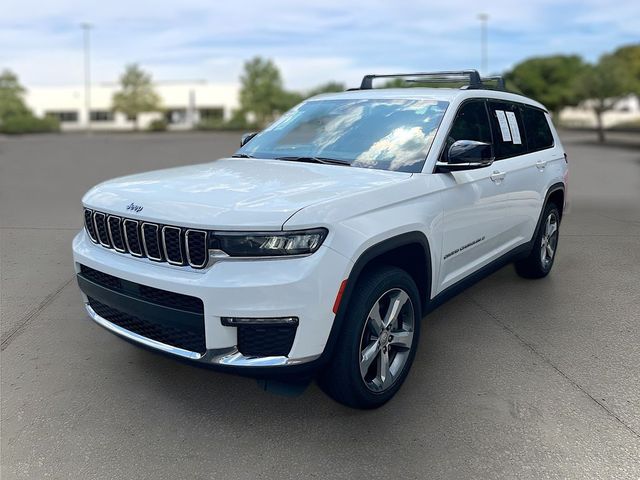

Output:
xmin=196 ymin=115 xmax=258 ymax=132
xmin=195 ymin=118 xmax=226 ymax=131
xmin=0 ymin=114 xmax=60 ymax=134
xmin=148 ymin=118 xmax=168 ymax=132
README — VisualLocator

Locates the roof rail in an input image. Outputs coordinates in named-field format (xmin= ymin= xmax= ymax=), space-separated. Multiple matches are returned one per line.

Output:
xmin=480 ymin=75 xmax=506 ymax=90
xmin=356 ymin=70 xmax=505 ymax=91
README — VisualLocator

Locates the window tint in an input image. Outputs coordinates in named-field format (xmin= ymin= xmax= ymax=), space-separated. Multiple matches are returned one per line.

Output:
xmin=488 ymin=101 xmax=527 ymax=159
xmin=522 ymin=106 xmax=554 ymax=151
xmin=441 ymin=100 xmax=491 ymax=161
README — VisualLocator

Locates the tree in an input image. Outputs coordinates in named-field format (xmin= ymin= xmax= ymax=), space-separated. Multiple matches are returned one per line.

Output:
xmin=505 ymin=55 xmax=588 ymax=117
xmin=239 ymin=57 xmax=291 ymax=127
xmin=577 ymin=55 xmax=632 ymax=142
xmin=112 ymin=64 xmax=162 ymax=130
xmin=0 ymin=69 xmax=31 ymax=124
xmin=607 ymin=44 xmax=640 ymax=95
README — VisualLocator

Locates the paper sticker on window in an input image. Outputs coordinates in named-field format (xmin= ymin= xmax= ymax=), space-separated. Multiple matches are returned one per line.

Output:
xmin=505 ymin=111 xmax=522 ymax=144
xmin=495 ymin=110 xmax=512 ymax=142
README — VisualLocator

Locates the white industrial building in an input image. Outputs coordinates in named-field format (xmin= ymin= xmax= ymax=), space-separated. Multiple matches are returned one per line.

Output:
xmin=559 ymin=94 xmax=640 ymax=128
xmin=24 ymin=81 xmax=239 ymax=131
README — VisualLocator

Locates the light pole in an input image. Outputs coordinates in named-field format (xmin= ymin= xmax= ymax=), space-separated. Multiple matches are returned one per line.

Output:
xmin=477 ymin=13 xmax=489 ymax=75
xmin=80 ymin=22 xmax=92 ymax=132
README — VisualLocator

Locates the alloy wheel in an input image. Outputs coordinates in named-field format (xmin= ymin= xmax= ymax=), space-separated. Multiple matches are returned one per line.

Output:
xmin=540 ymin=212 xmax=559 ymax=268
xmin=359 ymin=288 xmax=415 ymax=392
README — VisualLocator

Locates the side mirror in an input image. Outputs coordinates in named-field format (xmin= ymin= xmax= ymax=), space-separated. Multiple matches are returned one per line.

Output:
xmin=436 ymin=140 xmax=494 ymax=172
xmin=240 ymin=132 xmax=258 ymax=147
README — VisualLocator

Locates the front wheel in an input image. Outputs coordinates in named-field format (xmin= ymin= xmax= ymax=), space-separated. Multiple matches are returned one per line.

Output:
xmin=515 ymin=202 xmax=560 ymax=278
xmin=318 ymin=266 xmax=421 ymax=409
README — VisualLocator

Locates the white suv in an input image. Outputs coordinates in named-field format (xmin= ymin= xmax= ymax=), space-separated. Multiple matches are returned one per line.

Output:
xmin=73 ymin=71 xmax=567 ymax=409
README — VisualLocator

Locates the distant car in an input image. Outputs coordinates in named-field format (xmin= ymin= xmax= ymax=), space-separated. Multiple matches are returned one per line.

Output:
xmin=73 ymin=70 xmax=567 ymax=409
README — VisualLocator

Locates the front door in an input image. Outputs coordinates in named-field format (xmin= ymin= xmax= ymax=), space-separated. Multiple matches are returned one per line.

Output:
xmin=436 ymin=99 xmax=513 ymax=292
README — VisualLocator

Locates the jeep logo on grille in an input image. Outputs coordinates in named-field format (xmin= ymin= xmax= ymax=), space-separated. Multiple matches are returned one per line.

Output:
xmin=126 ymin=202 xmax=144 ymax=213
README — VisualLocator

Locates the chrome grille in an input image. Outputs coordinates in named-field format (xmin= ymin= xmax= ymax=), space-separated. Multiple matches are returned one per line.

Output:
xmin=94 ymin=212 xmax=111 ymax=247
xmin=107 ymin=215 xmax=126 ymax=252
xmin=185 ymin=230 xmax=207 ymax=268
xmin=162 ymin=226 xmax=183 ymax=265
xmin=84 ymin=209 xmax=98 ymax=243
xmin=83 ymin=208 xmax=208 ymax=269
xmin=142 ymin=223 xmax=162 ymax=261
xmin=123 ymin=219 xmax=143 ymax=257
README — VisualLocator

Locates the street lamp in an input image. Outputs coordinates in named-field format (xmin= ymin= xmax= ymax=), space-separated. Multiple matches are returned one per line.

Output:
xmin=477 ymin=13 xmax=489 ymax=75
xmin=80 ymin=22 xmax=92 ymax=132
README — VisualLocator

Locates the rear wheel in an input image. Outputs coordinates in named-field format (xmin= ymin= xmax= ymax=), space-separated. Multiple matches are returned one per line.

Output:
xmin=318 ymin=266 xmax=421 ymax=409
xmin=515 ymin=202 xmax=560 ymax=278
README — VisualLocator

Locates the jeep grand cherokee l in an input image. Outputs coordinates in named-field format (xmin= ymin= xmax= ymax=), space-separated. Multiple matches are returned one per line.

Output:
xmin=73 ymin=70 xmax=567 ymax=409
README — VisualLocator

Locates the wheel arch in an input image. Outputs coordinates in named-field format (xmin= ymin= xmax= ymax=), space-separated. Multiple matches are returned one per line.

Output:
xmin=319 ymin=231 xmax=432 ymax=364
xmin=531 ymin=182 xmax=565 ymax=243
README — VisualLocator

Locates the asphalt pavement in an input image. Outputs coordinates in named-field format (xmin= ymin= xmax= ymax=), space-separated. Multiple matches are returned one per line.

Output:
xmin=1 ymin=130 xmax=639 ymax=479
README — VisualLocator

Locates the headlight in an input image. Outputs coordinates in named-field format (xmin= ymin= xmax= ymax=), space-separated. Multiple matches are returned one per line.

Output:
xmin=210 ymin=228 xmax=328 ymax=257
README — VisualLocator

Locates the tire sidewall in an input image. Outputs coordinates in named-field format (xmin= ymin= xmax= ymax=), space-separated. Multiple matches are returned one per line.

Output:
xmin=341 ymin=267 xmax=422 ymax=407
xmin=537 ymin=204 xmax=560 ymax=274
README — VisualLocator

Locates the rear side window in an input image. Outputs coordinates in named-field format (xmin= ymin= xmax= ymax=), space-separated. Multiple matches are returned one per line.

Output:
xmin=488 ymin=101 xmax=527 ymax=159
xmin=440 ymin=100 xmax=492 ymax=161
xmin=522 ymin=106 xmax=554 ymax=152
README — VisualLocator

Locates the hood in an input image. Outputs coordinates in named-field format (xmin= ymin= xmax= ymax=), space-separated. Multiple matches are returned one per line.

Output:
xmin=82 ymin=158 xmax=411 ymax=229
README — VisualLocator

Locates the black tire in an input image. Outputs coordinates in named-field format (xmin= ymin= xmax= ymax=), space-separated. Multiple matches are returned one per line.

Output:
xmin=318 ymin=266 xmax=421 ymax=409
xmin=515 ymin=202 xmax=561 ymax=279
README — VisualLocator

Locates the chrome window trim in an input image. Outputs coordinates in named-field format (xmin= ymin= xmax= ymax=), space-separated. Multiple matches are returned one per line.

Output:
xmin=107 ymin=215 xmax=127 ymax=253
xmin=123 ymin=219 xmax=143 ymax=257
xmin=84 ymin=208 xmax=99 ymax=243
xmin=185 ymin=229 xmax=208 ymax=268
xmin=93 ymin=212 xmax=112 ymax=248
xmin=141 ymin=222 xmax=163 ymax=262
xmin=161 ymin=225 xmax=184 ymax=266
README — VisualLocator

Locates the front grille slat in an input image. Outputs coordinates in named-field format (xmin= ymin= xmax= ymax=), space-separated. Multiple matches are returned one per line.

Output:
xmin=84 ymin=210 xmax=208 ymax=269
xmin=84 ymin=208 xmax=98 ymax=243
xmin=162 ymin=226 xmax=184 ymax=265
xmin=123 ymin=219 xmax=143 ymax=257
xmin=107 ymin=216 xmax=127 ymax=253
xmin=186 ymin=230 xmax=207 ymax=268
xmin=142 ymin=223 xmax=163 ymax=261
xmin=93 ymin=212 xmax=111 ymax=248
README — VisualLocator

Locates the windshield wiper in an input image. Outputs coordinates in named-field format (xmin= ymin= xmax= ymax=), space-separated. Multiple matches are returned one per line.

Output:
xmin=231 ymin=153 xmax=254 ymax=158
xmin=275 ymin=156 xmax=351 ymax=166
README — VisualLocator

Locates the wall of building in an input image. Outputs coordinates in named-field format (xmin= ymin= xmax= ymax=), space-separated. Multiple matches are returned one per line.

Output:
xmin=559 ymin=94 xmax=640 ymax=128
xmin=24 ymin=81 xmax=240 ymax=131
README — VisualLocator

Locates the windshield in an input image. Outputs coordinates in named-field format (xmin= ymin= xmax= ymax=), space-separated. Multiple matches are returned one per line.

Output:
xmin=235 ymin=98 xmax=449 ymax=173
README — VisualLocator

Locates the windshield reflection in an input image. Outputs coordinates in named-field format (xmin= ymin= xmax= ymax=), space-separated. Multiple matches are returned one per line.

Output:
xmin=236 ymin=98 xmax=449 ymax=173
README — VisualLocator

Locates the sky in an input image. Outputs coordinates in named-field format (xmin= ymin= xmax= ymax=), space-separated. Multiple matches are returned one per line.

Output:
xmin=1 ymin=0 xmax=639 ymax=91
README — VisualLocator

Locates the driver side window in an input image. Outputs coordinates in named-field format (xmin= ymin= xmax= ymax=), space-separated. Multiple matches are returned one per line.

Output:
xmin=440 ymin=100 xmax=492 ymax=162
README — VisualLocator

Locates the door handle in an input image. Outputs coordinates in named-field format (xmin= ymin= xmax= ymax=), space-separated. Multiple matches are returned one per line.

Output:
xmin=535 ymin=160 xmax=547 ymax=170
xmin=490 ymin=170 xmax=506 ymax=183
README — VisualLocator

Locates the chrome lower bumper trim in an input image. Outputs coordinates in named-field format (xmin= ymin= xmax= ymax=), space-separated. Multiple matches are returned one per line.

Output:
xmin=85 ymin=304 xmax=320 ymax=367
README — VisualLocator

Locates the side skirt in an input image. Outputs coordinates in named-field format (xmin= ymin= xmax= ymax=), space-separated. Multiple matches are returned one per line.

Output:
xmin=425 ymin=241 xmax=532 ymax=314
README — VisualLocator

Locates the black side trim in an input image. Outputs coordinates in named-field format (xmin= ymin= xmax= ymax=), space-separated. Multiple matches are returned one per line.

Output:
xmin=425 ymin=242 xmax=531 ymax=314
xmin=318 ymin=231 xmax=432 ymax=365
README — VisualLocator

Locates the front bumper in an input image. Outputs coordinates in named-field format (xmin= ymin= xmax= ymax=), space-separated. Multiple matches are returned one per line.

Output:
xmin=73 ymin=230 xmax=352 ymax=371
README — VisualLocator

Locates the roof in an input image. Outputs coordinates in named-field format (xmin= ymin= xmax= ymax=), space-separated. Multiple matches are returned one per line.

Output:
xmin=310 ymin=88 xmax=548 ymax=112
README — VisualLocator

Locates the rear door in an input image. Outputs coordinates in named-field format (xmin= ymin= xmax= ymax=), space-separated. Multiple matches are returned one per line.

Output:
xmin=486 ymin=101 xmax=554 ymax=244
xmin=436 ymin=99 xmax=514 ymax=292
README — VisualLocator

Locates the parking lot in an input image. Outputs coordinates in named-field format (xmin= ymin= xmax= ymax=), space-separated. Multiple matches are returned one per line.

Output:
xmin=1 ymin=130 xmax=639 ymax=479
